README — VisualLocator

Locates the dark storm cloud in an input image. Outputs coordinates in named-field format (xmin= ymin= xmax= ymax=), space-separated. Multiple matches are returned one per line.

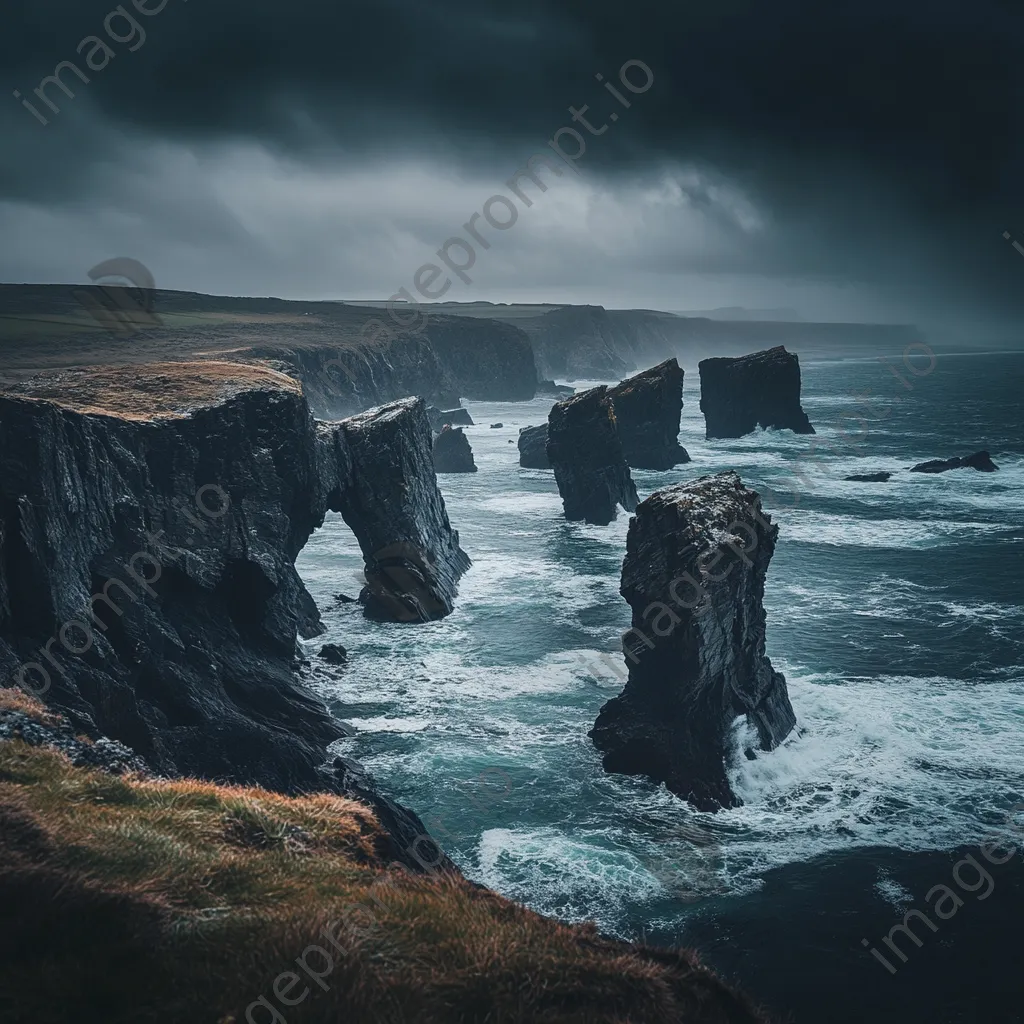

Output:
xmin=2 ymin=0 xmax=1023 ymax=318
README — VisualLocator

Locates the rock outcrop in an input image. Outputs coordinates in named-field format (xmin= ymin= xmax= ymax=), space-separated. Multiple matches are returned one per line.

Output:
xmin=0 ymin=367 xmax=467 ymax=798
xmin=547 ymin=387 xmax=639 ymax=525
xmin=589 ymin=472 xmax=796 ymax=810
xmin=322 ymin=397 xmax=471 ymax=621
xmin=536 ymin=379 xmax=575 ymax=397
xmin=698 ymin=346 xmax=814 ymax=439
xmin=607 ymin=359 xmax=690 ymax=470
xmin=911 ymin=451 xmax=998 ymax=473
xmin=518 ymin=424 xmax=551 ymax=469
xmin=432 ymin=425 xmax=478 ymax=474
xmin=845 ymin=472 xmax=893 ymax=482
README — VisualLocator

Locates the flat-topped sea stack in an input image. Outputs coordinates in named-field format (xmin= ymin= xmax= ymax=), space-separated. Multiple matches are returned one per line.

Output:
xmin=589 ymin=472 xmax=796 ymax=810
xmin=547 ymin=387 xmax=639 ymax=525
xmin=608 ymin=358 xmax=690 ymax=470
xmin=518 ymin=423 xmax=550 ymax=469
xmin=433 ymin=425 xmax=478 ymax=473
xmin=699 ymin=346 xmax=814 ymax=439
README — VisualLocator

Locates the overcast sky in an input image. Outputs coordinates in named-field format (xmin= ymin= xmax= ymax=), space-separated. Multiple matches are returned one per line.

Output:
xmin=2 ymin=0 xmax=1022 ymax=328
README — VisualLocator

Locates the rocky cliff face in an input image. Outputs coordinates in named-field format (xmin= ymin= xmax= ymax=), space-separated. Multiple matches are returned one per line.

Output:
xmin=698 ymin=346 xmax=814 ymax=439
xmin=547 ymin=387 xmax=639 ymax=525
xmin=608 ymin=359 xmax=691 ymax=470
xmin=518 ymin=423 xmax=551 ymax=469
xmin=0 ymin=367 xmax=468 ymax=797
xmin=589 ymin=472 xmax=796 ymax=810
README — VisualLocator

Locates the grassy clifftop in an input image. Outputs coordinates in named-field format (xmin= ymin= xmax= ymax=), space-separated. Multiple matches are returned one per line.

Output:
xmin=0 ymin=695 xmax=768 ymax=1024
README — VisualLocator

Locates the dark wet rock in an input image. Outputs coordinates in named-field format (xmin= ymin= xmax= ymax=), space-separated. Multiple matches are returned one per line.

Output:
xmin=518 ymin=424 xmax=551 ymax=469
xmin=547 ymin=387 xmax=639 ymax=525
xmin=608 ymin=358 xmax=690 ymax=470
xmin=911 ymin=451 xmax=998 ymax=474
xmin=323 ymin=397 xmax=472 ymax=621
xmin=589 ymin=472 xmax=796 ymax=811
xmin=536 ymin=379 xmax=575 ymax=397
xmin=440 ymin=407 xmax=474 ymax=427
xmin=432 ymin=425 xmax=478 ymax=474
xmin=319 ymin=644 xmax=348 ymax=665
xmin=333 ymin=592 xmax=357 ymax=604
xmin=490 ymin=423 xmax=503 ymax=429
xmin=698 ymin=346 xmax=814 ymax=439
xmin=845 ymin=472 xmax=893 ymax=482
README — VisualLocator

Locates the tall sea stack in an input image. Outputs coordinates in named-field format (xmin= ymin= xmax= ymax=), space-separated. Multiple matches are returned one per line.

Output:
xmin=589 ymin=472 xmax=796 ymax=810
xmin=547 ymin=386 xmax=639 ymax=525
xmin=608 ymin=358 xmax=690 ymax=470
xmin=698 ymin=346 xmax=814 ymax=439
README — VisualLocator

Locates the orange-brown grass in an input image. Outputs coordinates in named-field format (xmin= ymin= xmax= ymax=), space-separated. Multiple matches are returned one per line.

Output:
xmin=4 ymin=360 xmax=301 ymax=421
xmin=0 ymin=740 xmax=770 ymax=1024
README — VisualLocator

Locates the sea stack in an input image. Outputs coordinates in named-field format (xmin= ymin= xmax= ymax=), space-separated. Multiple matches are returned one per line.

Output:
xmin=607 ymin=358 xmax=690 ymax=470
xmin=698 ymin=346 xmax=814 ymax=439
xmin=589 ymin=472 xmax=796 ymax=810
xmin=323 ymin=397 xmax=471 ymax=622
xmin=518 ymin=424 xmax=550 ymax=469
xmin=432 ymin=425 xmax=478 ymax=473
xmin=547 ymin=386 xmax=639 ymax=525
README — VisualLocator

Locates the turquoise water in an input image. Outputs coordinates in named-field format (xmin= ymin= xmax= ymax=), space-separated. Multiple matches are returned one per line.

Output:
xmin=297 ymin=351 xmax=1024 ymax=1015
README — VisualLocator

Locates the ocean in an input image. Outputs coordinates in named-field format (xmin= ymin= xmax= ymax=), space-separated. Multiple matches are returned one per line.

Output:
xmin=297 ymin=350 xmax=1024 ymax=1023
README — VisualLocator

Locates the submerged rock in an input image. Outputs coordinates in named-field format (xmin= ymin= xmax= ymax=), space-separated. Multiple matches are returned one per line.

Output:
xmin=608 ymin=358 xmax=690 ymax=470
xmin=911 ymin=451 xmax=998 ymax=474
xmin=698 ymin=346 xmax=814 ymax=439
xmin=518 ymin=423 xmax=551 ymax=469
xmin=490 ymin=423 xmax=503 ymax=429
xmin=432 ymin=425 xmax=478 ymax=474
xmin=589 ymin=472 xmax=795 ymax=810
xmin=547 ymin=386 xmax=639 ymax=525
xmin=845 ymin=472 xmax=892 ymax=482
xmin=323 ymin=397 xmax=472 ymax=622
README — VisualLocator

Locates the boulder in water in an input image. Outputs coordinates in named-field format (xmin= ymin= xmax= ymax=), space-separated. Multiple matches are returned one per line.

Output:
xmin=845 ymin=472 xmax=892 ymax=482
xmin=911 ymin=451 xmax=998 ymax=474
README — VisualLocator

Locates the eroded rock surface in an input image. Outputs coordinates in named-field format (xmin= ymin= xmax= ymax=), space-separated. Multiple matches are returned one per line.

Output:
xmin=322 ymin=397 xmax=471 ymax=621
xmin=432 ymin=425 xmax=478 ymax=474
xmin=699 ymin=346 xmax=814 ymax=439
xmin=608 ymin=358 xmax=690 ymax=470
xmin=547 ymin=387 xmax=639 ymax=525
xmin=589 ymin=472 xmax=795 ymax=810
xmin=518 ymin=424 xmax=550 ymax=469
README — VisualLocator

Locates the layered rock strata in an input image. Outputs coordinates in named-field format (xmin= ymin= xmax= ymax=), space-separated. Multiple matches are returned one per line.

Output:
xmin=608 ymin=358 xmax=690 ymax=470
xmin=589 ymin=472 xmax=796 ymax=810
xmin=698 ymin=346 xmax=814 ymax=439
xmin=518 ymin=424 xmax=551 ymax=469
xmin=547 ymin=387 xmax=639 ymax=525
xmin=432 ymin=425 xmax=478 ymax=474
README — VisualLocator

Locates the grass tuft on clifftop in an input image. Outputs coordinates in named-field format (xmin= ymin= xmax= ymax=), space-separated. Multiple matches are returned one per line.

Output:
xmin=0 ymin=715 xmax=769 ymax=1024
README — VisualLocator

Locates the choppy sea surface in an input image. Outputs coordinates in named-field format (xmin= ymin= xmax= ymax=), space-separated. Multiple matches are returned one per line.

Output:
xmin=298 ymin=351 xmax=1024 ymax=1022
